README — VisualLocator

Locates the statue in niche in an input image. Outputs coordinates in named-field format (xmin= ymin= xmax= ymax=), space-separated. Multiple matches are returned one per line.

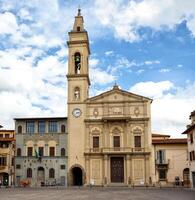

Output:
xmin=74 ymin=87 xmax=80 ymax=100
xmin=74 ymin=52 xmax=81 ymax=74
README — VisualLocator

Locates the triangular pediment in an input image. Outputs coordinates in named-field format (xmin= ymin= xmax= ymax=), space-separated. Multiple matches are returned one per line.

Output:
xmin=86 ymin=86 xmax=152 ymax=103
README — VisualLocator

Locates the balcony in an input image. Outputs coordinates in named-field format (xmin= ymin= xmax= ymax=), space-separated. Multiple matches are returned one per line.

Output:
xmin=155 ymin=159 xmax=169 ymax=169
xmin=0 ymin=165 xmax=7 ymax=171
xmin=86 ymin=147 xmax=147 ymax=154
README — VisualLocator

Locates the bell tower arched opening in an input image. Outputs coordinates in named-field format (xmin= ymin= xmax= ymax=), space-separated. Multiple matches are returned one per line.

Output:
xmin=74 ymin=52 xmax=81 ymax=74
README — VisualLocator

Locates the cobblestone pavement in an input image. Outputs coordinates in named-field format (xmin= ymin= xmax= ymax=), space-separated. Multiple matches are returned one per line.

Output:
xmin=0 ymin=187 xmax=195 ymax=200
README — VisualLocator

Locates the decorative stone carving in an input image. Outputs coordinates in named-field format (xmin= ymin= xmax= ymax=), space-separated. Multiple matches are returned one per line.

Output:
xmin=91 ymin=128 xmax=100 ymax=135
xmin=74 ymin=87 xmax=80 ymax=100
xmin=113 ymin=107 xmax=122 ymax=114
xmin=133 ymin=127 xmax=142 ymax=134
xmin=109 ymin=107 xmax=123 ymax=115
xmin=93 ymin=108 xmax=99 ymax=117
xmin=134 ymin=107 xmax=140 ymax=116
xmin=112 ymin=127 xmax=121 ymax=134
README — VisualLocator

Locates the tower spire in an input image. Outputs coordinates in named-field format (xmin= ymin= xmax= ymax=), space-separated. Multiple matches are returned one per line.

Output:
xmin=78 ymin=5 xmax=81 ymax=16
xmin=72 ymin=8 xmax=84 ymax=32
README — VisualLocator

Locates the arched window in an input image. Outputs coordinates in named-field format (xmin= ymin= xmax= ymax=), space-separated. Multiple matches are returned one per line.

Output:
xmin=18 ymin=125 xmax=22 ymax=134
xmin=61 ymin=125 xmax=66 ymax=133
xmin=17 ymin=148 xmax=21 ymax=156
xmin=74 ymin=87 xmax=80 ymax=100
xmin=77 ymin=26 xmax=80 ymax=31
xmin=74 ymin=52 xmax=81 ymax=74
xmin=27 ymin=168 xmax=32 ymax=178
xmin=61 ymin=148 xmax=66 ymax=156
xmin=49 ymin=168 xmax=55 ymax=178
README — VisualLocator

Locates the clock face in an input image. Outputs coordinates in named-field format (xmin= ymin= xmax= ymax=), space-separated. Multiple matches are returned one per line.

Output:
xmin=72 ymin=108 xmax=82 ymax=118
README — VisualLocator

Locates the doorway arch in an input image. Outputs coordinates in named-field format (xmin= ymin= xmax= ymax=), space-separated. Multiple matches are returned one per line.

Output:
xmin=72 ymin=167 xmax=83 ymax=185
xmin=69 ymin=165 xmax=85 ymax=186
xmin=37 ymin=167 xmax=45 ymax=186
xmin=183 ymin=168 xmax=190 ymax=186
xmin=0 ymin=173 xmax=9 ymax=186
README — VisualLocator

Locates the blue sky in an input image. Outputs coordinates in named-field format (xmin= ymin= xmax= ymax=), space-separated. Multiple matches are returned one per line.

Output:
xmin=0 ymin=0 xmax=195 ymax=137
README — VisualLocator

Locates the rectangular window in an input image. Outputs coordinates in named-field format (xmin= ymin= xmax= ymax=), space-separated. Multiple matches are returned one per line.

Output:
xmin=159 ymin=169 xmax=166 ymax=180
xmin=26 ymin=122 xmax=35 ymax=134
xmin=48 ymin=121 xmax=57 ymax=133
xmin=38 ymin=121 xmax=45 ymax=133
xmin=134 ymin=136 xmax=141 ymax=148
xmin=61 ymin=165 xmax=66 ymax=169
xmin=1 ymin=143 xmax=9 ymax=148
xmin=113 ymin=136 xmax=120 ymax=148
xmin=5 ymin=134 xmax=9 ymax=138
xmin=12 ymin=158 xmax=14 ymax=166
xmin=49 ymin=147 xmax=55 ymax=156
xmin=27 ymin=147 xmax=33 ymax=156
xmin=190 ymin=133 xmax=194 ymax=143
xmin=93 ymin=136 xmax=99 ymax=148
xmin=38 ymin=147 xmax=44 ymax=157
xmin=157 ymin=150 xmax=165 ymax=164
xmin=193 ymin=151 xmax=195 ymax=161
xmin=16 ymin=164 xmax=21 ymax=169
xmin=0 ymin=157 xmax=7 ymax=166
xmin=190 ymin=152 xmax=192 ymax=161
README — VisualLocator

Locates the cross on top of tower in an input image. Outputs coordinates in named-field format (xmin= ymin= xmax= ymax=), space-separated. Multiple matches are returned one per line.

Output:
xmin=78 ymin=6 xmax=81 ymax=16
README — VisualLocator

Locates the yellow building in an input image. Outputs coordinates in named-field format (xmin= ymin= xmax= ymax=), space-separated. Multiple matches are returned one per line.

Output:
xmin=182 ymin=110 xmax=195 ymax=188
xmin=67 ymin=9 xmax=153 ymax=186
xmin=0 ymin=129 xmax=15 ymax=186
xmin=152 ymin=134 xmax=189 ymax=186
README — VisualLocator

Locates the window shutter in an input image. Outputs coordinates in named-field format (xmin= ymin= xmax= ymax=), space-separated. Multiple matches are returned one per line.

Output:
xmin=113 ymin=136 xmax=120 ymax=147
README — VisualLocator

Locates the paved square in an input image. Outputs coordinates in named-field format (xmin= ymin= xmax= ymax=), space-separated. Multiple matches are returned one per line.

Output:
xmin=0 ymin=187 xmax=194 ymax=200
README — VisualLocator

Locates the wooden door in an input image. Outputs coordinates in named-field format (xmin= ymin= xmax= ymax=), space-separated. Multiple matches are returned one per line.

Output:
xmin=111 ymin=157 xmax=124 ymax=183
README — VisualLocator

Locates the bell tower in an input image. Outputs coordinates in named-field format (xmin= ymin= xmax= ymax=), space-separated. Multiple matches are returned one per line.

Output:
xmin=67 ymin=8 xmax=90 ymax=103
xmin=67 ymin=9 xmax=90 ymax=185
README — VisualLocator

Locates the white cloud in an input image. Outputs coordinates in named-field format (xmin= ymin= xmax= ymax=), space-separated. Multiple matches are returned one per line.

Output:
xmin=18 ymin=8 xmax=33 ymax=21
xmin=0 ymin=12 xmax=19 ymax=35
xmin=177 ymin=64 xmax=183 ymax=68
xmin=108 ymin=57 xmax=136 ymax=74
xmin=137 ymin=69 xmax=145 ymax=74
xmin=89 ymin=58 xmax=99 ymax=67
xmin=130 ymin=81 xmax=174 ymax=98
xmin=145 ymin=60 xmax=160 ymax=65
xmin=130 ymin=81 xmax=195 ymax=137
xmin=56 ymin=46 xmax=68 ymax=58
xmin=89 ymin=58 xmax=116 ymax=85
xmin=0 ymin=1 xmax=75 ymax=129
xmin=159 ymin=68 xmax=171 ymax=73
xmin=94 ymin=0 xmax=195 ymax=42
xmin=105 ymin=51 xmax=114 ymax=56
xmin=0 ymin=46 xmax=67 ymax=129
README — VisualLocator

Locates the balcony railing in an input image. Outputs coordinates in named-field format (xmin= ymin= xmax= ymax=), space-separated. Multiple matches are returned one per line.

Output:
xmin=155 ymin=159 xmax=169 ymax=165
xmin=87 ymin=147 xmax=146 ymax=154
xmin=0 ymin=165 xmax=6 ymax=170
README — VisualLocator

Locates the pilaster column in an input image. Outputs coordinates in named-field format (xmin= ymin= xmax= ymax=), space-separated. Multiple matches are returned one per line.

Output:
xmin=126 ymin=155 xmax=130 ymax=185
xmin=85 ymin=155 xmax=90 ymax=185
xmin=56 ymin=143 xmax=59 ymax=156
xmin=103 ymin=155 xmax=108 ymax=185
xmin=85 ymin=124 xmax=90 ymax=150
xmin=45 ymin=144 xmax=48 ymax=156
xmin=103 ymin=120 xmax=108 ymax=148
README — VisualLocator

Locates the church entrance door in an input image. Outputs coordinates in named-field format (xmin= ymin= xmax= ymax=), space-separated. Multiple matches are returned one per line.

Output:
xmin=111 ymin=157 xmax=124 ymax=183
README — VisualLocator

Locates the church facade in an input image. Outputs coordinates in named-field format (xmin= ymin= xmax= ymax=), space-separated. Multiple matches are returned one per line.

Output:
xmin=67 ymin=10 xmax=154 ymax=186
